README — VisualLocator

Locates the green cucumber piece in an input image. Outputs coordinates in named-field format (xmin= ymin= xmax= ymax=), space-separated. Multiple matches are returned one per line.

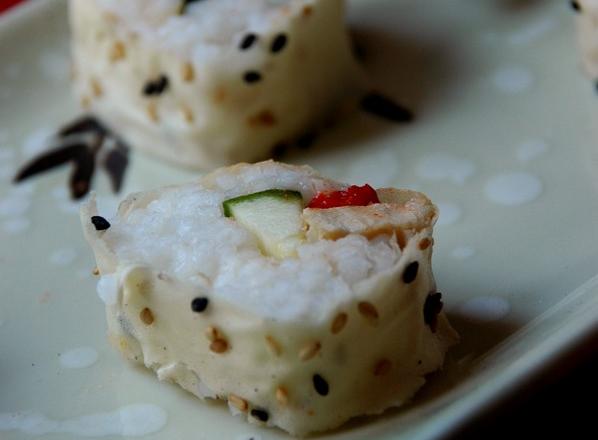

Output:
xmin=223 ymin=189 xmax=305 ymax=258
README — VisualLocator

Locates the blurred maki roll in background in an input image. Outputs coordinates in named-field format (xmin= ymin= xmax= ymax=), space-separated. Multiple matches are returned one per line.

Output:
xmin=70 ymin=0 xmax=365 ymax=169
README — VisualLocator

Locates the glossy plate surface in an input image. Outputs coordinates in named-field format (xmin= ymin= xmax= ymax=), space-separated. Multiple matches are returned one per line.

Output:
xmin=1 ymin=1 xmax=597 ymax=439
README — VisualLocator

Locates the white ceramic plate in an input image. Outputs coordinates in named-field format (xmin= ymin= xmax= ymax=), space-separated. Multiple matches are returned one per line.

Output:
xmin=1 ymin=1 xmax=597 ymax=439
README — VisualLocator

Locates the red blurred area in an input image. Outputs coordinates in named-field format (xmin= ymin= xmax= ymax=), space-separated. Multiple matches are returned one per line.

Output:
xmin=0 ymin=0 xmax=24 ymax=14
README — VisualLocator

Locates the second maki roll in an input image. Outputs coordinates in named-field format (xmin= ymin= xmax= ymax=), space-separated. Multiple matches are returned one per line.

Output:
xmin=70 ymin=0 xmax=365 ymax=169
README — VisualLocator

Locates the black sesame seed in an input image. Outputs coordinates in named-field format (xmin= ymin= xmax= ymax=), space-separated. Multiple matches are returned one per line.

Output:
xmin=270 ymin=33 xmax=288 ymax=53
xmin=570 ymin=0 xmax=581 ymax=12
xmin=59 ymin=116 xmax=106 ymax=138
xmin=402 ymin=261 xmax=419 ymax=284
xmin=296 ymin=132 xmax=317 ymax=149
xmin=312 ymin=374 xmax=329 ymax=396
xmin=178 ymin=0 xmax=203 ymax=15
xmin=71 ymin=149 xmax=95 ymax=200
xmin=142 ymin=75 xmax=170 ymax=96
xmin=191 ymin=297 xmax=209 ymax=313
xmin=91 ymin=216 xmax=111 ymax=231
xmin=360 ymin=92 xmax=414 ymax=123
xmin=250 ymin=408 xmax=269 ymax=422
xmin=14 ymin=143 xmax=85 ymax=184
xmin=423 ymin=292 xmax=444 ymax=333
xmin=14 ymin=116 xmax=131 ymax=201
xmin=103 ymin=144 xmax=129 ymax=193
xmin=239 ymin=33 xmax=258 ymax=50
xmin=243 ymin=71 xmax=262 ymax=84
xmin=271 ymin=142 xmax=288 ymax=159
xmin=352 ymin=39 xmax=367 ymax=62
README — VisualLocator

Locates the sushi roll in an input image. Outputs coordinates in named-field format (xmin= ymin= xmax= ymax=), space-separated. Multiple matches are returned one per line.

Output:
xmin=81 ymin=161 xmax=458 ymax=436
xmin=69 ymin=0 xmax=365 ymax=169
xmin=573 ymin=0 xmax=598 ymax=80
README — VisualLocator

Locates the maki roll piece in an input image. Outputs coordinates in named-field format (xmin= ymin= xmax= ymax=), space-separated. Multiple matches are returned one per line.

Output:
xmin=70 ymin=0 xmax=365 ymax=169
xmin=573 ymin=1 xmax=598 ymax=82
xmin=81 ymin=161 xmax=458 ymax=436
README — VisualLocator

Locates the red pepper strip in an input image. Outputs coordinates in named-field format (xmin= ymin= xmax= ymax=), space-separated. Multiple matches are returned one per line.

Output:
xmin=307 ymin=184 xmax=380 ymax=209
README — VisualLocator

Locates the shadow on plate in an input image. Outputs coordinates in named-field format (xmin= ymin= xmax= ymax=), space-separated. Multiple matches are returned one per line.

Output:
xmin=278 ymin=26 xmax=463 ymax=161
xmin=446 ymin=313 xmax=522 ymax=361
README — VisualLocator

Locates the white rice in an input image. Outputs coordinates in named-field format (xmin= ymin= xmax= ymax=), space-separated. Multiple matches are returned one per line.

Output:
xmin=104 ymin=166 xmax=400 ymax=323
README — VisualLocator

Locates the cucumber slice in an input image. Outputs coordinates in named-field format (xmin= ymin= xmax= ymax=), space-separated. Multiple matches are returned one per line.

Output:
xmin=223 ymin=189 xmax=305 ymax=259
